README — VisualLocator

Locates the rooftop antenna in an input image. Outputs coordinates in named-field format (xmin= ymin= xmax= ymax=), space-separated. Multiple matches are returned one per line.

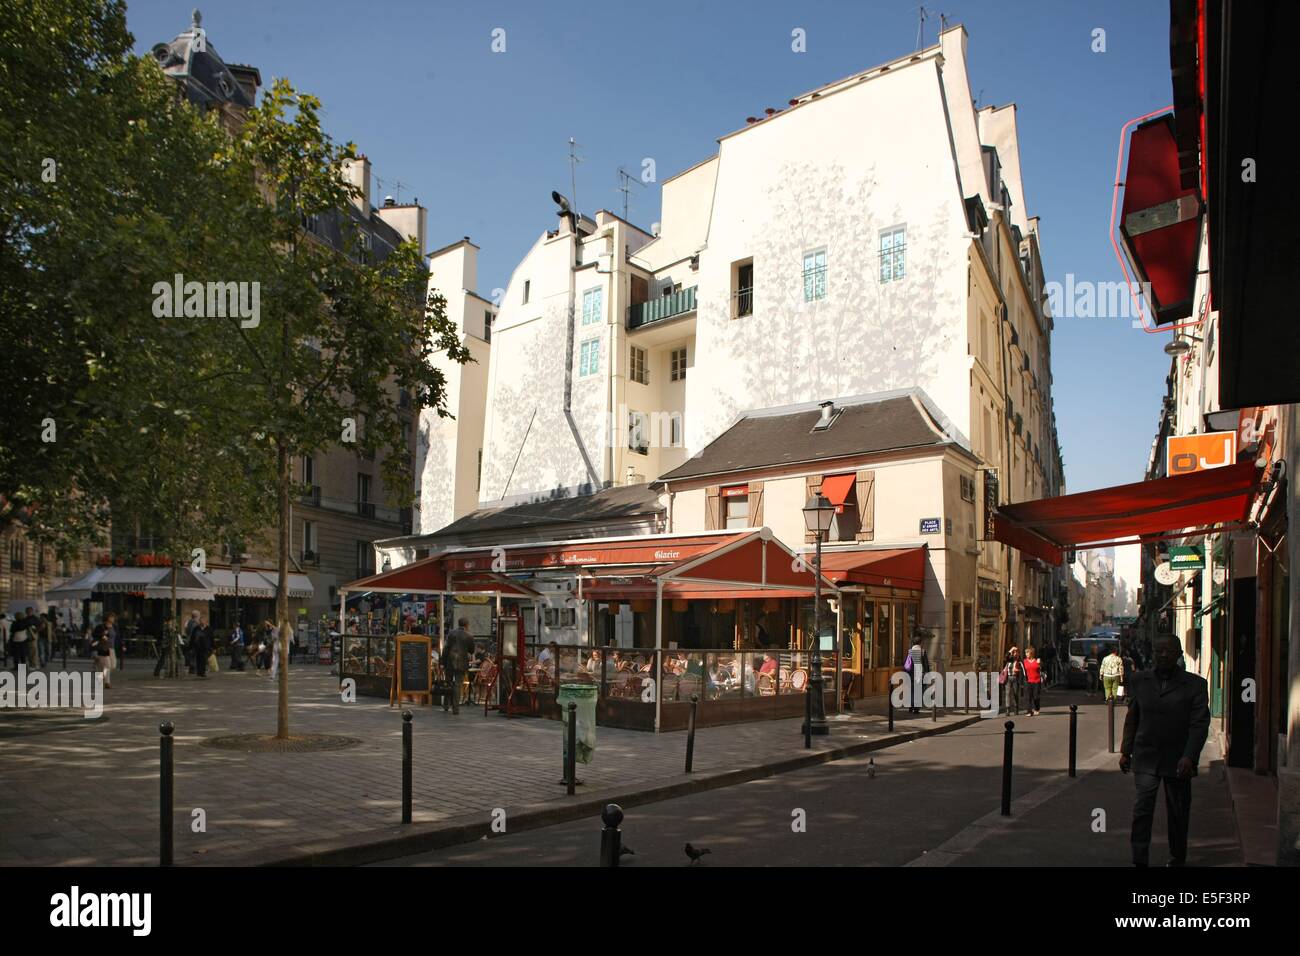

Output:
xmin=916 ymin=5 xmax=928 ymax=50
xmin=568 ymin=137 xmax=584 ymax=219
xmin=616 ymin=167 xmax=644 ymax=220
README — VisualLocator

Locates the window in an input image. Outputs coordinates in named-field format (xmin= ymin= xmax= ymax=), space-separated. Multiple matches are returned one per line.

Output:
xmin=670 ymin=347 xmax=687 ymax=381
xmin=9 ymin=538 xmax=23 ymax=571
xmin=37 ymin=548 xmax=46 ymax=574
xmin=356 ymin=541 xmax=375 ymax=578
xmin=960 ymin=475 xmax=976 ymax=502
xmin=732 ymin=259 xmax=753 ymax=318
xmin=357 ymin=474 xmax=373 ymax=518
xmin=522 ymin=280 xmax=530 ymax=304
xmin=802 ymin=248 xmax=827 ymax=301
xmin=578 ymin=338 xmax=601 ymax=377
xmin=476 ymin=449 xmax=482 ymax=491
xmin=627 ymin=411 xmax=648 ymax=453
xmin=302 ymin=455 xmax=314 ymax=486
xmin=951 ymin=604 xmax=961 ymax=661
xmin=670 ymin=415 xmax=682 ymax=447
xmin=302 ymin=521 xmax=316 ymax=561
xmin=484 ymin=310 xmax=493 ymax=343
xmin=879 ymin=227 xmax=906 ymax=282
xmin=582 ymin=286 xmax=603 ymax=325
xmin=630 ymin=345 xmax=648 ymax=385
xmin=722 ymin=485 xmax=749 ymax=529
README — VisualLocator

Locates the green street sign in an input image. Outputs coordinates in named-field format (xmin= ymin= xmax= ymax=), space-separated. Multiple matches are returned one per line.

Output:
xmin=1168 ymin=545 xmax=1205 ymax=570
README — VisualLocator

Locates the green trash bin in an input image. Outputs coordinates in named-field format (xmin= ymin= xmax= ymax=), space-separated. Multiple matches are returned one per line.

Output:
xmin=557 ymin=683 xmax=598 ymax=764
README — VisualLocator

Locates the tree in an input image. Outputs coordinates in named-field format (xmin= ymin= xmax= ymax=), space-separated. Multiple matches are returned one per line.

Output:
xmin=222 ymin=80 xmax=468 ymax=738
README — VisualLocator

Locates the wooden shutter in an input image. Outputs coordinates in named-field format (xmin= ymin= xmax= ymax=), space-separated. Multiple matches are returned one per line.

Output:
xmin=747 ymin=480 xmax=765 ymax=529
xmin=704 ymin=485 xmax=721 ymax=530
xmin=804 ymin=475 xmax=823 ymax=543
xmin=855 ymin=470 xmax=875 ymax=542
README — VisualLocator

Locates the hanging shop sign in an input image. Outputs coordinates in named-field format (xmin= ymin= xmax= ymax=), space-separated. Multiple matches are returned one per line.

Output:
xmin=1154 ymin=562 xmax=1180 ymax=586
xmin=1168 ymin=545 xmax=1205 ymax=571
xmin=1166 ymin=432 xmax=1236 ymax=476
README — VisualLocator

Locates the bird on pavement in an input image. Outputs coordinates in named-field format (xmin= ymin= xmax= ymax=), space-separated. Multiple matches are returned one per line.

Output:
xmin=620 ymin=845 xmax=635 ymax=857
xmin=684 ymin=843 xmax=711 ymax=864
xmin=866 ymin=757 xmax=876 ymax=778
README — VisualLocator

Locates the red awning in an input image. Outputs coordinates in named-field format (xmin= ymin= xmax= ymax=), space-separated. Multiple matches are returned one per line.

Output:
xmin=343 ymin=554 xmax=447 ymax=593
xmin=820 ymin=473 xmax=856 ymax=508
xmin=992 ymin=461 xmax=1261 ymax=565
xmin=817 ymin=547 xmax=927 ymax=591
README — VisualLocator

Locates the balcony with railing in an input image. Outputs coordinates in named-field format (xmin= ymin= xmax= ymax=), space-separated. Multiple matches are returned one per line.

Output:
xmin=627 ymin=285 xmax=697 ymax=330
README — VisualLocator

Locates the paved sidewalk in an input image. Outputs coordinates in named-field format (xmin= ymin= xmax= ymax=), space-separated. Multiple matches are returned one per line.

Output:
xmin=0 ymin=659 xmax=976 ymax=866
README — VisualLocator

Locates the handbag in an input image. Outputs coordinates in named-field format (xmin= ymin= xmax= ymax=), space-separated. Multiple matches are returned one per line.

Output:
xmin=998 ymin=666 xmax=1008 ymax=686
xmin=1117 ymin=684 xmax=1125 ymax=698
xmin=903 ymin=653 xmax=913 ymax=674
xmin=207 ymin=652 xmax=219 ymax=672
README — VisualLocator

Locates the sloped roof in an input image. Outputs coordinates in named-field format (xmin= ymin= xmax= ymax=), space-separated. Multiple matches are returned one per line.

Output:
xmin=659 ymin=389 xmax=973 ymax=482
xmin=411 ymin=483 xmax=664 ymax=542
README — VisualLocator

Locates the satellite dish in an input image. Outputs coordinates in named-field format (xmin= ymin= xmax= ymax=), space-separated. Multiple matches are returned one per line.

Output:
xmin=1154 ymin=562 xmax=1179 ymax=586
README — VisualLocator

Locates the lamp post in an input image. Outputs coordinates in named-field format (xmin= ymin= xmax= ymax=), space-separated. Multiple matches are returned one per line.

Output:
xmin=231 ymin=553 xmax=241 ymax=640
xmin=802 ymin=493 xmax=835 ymax=736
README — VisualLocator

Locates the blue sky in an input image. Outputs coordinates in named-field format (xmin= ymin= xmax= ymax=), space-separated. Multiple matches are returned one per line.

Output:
xmin=127 ymin=0 xmax=1176 ymax=495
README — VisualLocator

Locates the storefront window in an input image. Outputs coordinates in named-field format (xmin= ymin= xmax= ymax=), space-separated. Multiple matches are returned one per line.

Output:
xmin=878 ymin=602 xmax=892 ymax=669
xmin=862 ymin=600 xmax=875 ymax=670
xmin=840 ymin=595 xmax=860 ymax=672
xmin=799 ymin=597 xmax=836 ymax=652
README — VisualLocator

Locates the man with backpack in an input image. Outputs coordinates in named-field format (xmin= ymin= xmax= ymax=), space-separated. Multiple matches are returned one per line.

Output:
xmin=441 ymin=618 xmax=475 ymax=715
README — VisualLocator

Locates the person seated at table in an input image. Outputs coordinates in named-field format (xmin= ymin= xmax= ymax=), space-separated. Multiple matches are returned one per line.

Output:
xmin=583 ymin=650 xmax=602 ymax=676
xmin=757 ymin=653 xmax=779 ymax=677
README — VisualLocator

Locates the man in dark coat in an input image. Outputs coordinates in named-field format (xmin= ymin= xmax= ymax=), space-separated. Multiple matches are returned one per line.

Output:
xmin=441 ymin=618 xmax=475 ymax=715
xmin=1120 ymin=631 xmax=1210 ymax=867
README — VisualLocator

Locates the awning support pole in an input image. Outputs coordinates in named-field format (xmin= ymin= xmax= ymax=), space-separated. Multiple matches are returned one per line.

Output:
xmin=654 ymin=579 xmax=663 ymax=734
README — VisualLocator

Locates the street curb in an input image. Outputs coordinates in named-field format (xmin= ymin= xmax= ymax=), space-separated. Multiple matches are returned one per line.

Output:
xmin=237 ymin=712 xmax=985 ymax=867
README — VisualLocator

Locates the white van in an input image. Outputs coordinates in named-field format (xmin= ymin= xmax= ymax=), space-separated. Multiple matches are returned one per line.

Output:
xmin=1068 ymin=629 xmax=1120 ymax=689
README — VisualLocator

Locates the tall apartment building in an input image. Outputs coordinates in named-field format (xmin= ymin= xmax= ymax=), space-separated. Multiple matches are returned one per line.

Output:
xmin=411 ymin=25 xmax=1065 ymax=661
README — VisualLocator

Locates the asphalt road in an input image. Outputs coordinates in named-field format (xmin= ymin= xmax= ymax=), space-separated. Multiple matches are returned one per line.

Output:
xmin=379 ymin=687 xmax=1236 ymax=867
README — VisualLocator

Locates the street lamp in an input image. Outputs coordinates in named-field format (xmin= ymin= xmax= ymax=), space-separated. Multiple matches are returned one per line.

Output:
xmin=802 ymin=493 xmax=835 ymax=736
xmin=230 ymin=552 xmax=242 ymax=640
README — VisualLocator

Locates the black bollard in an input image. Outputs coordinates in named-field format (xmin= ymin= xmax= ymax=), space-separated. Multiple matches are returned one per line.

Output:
xmin=565 ymin=701 xmax=577 ymax=796
xmin=1068 ymin=704 xmax=1078 ymax=778
xmin=1001 ymin=720 xmax=1015 ymax=816
xmin=685 ymin=695 xmax=698 ymax=773
xmin=888 ymin=682 xmax=895 ymax=732
xmin=159 ymin=721 xmax=174 ymax=867
xmin=401 ymin=710 xmax=413 ymax=824
xmin=599 ymin=803 xmax=624 ymax=867
xmin=804 ymin=685 xmax=812 ymax=749
xmin=1107 ymin=694 xmax=1115 ymax=754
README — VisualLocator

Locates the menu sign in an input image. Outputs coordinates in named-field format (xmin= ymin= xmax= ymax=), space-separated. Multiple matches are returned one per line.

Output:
xmin=982 ymin=469 xmax=999 ymax=540
xmin=390 ymin=634 xmax=432 ymax=706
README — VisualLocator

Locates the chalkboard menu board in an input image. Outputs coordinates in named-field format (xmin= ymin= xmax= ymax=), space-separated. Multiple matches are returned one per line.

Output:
xmin=391 ymin=634 xmax=432 ymax=705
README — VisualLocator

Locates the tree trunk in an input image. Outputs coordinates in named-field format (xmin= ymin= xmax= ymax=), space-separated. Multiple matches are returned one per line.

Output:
xmin=276 ymin=437 xmax=290 ymax=738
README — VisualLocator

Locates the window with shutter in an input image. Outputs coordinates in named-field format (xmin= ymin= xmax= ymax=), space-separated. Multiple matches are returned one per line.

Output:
xmin=804 ymin=475 xmax=822 ymax=543
xmin=748 ymin=481 xmax=764 ymax=528
xmin=704 ymin=485 xmax=721 ymax=530
xmin=854 ymin=470 xmax=875 ymax=541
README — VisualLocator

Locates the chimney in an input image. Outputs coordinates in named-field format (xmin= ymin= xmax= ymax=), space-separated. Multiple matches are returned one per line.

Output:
xmin=819 ymin=400 xmax=834 ymax=423
xmin=342 ymin=155 xmax=371 ymax=213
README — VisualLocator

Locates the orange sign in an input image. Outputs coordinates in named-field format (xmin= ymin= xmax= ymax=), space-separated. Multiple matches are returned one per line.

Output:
xmin=1166 ymin=431 xmax=1236 ymax=475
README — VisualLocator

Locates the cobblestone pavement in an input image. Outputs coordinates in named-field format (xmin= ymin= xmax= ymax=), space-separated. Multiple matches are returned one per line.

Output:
xmin=0 ymin=657 xmax=974 ymax=866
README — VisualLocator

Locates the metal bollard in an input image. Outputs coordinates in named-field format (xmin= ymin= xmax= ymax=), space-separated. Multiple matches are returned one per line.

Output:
xmin=1001 ymin=720 xmax=1015 ymax=816
xmin=565 ymin=701 xmax=577 ymax=796
xmin=685 ymin=695 xmax=698 ymax=773
xmin=1107 ymin=694 xmax=1116 ymax=754
xmin=804 ymin=686 xmax=812 ymax=749
xmin=159 ymin=721 xmax=174 ymax=867
xmin=1068 ymin=704 xmax=1078 ymax=777
xmin=888 ymin=684 xmax=895 ymax=732
xmin=401 ymin=710 xmax=413 ymax=824
xmin=599 ymin=803 xmax=624 ymax=867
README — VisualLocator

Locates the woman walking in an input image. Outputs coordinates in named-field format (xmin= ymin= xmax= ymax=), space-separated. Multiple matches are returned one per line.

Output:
xmin=1001 ymin=646 xmax=1024 ymax=715
xmin=93 ymin=624 xmax=113 ymax=689
xmin=1023 ymin=645 xmax=1044 ymax=716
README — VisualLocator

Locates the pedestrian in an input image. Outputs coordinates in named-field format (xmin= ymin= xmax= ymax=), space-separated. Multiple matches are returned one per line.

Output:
xmin=1120 ymin=632 xmax=1210 ymax=867
xmin=9 ymin=608 xmax=35 ymax=669
xmin=441 ymin=617 xmax=475 ymax=715
xmin=229 ymin=620 xmax=246 ymax=671
xmin=192 ymin=616 xmax=212 ymax=678
xmin=0 ymin=613 xmax=10 ymax=668
xmin=109 ymin=611 xmax=124 ymax=670
xmin=36 ymin=609 xmax=54 ymax=667
xmin=1023 ymin=645 xmax=1044 ymax=715
xmin=906 ymin=630 xmax=929 ymax=714
xmin=1085 ymin=643 xmax=1101 ymax=695
xmin=182 ymin=610 xmax=200 ymax=673
xmin=1001 ymin=646 xmax=1023 ymax=715
xmin=1101 ymin=646 xmax=1125 ymax=703
xmin=92 ymin=623 xmax=113 ymax=689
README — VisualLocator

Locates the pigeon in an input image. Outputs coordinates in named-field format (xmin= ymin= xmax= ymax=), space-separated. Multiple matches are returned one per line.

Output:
xmin=684 ymin=843 xmax=711 ymax=864
xmin=620 ymin=845 xmax=635 ymax=857
xmin=866 ymin=758 xmax=876 ymax=778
